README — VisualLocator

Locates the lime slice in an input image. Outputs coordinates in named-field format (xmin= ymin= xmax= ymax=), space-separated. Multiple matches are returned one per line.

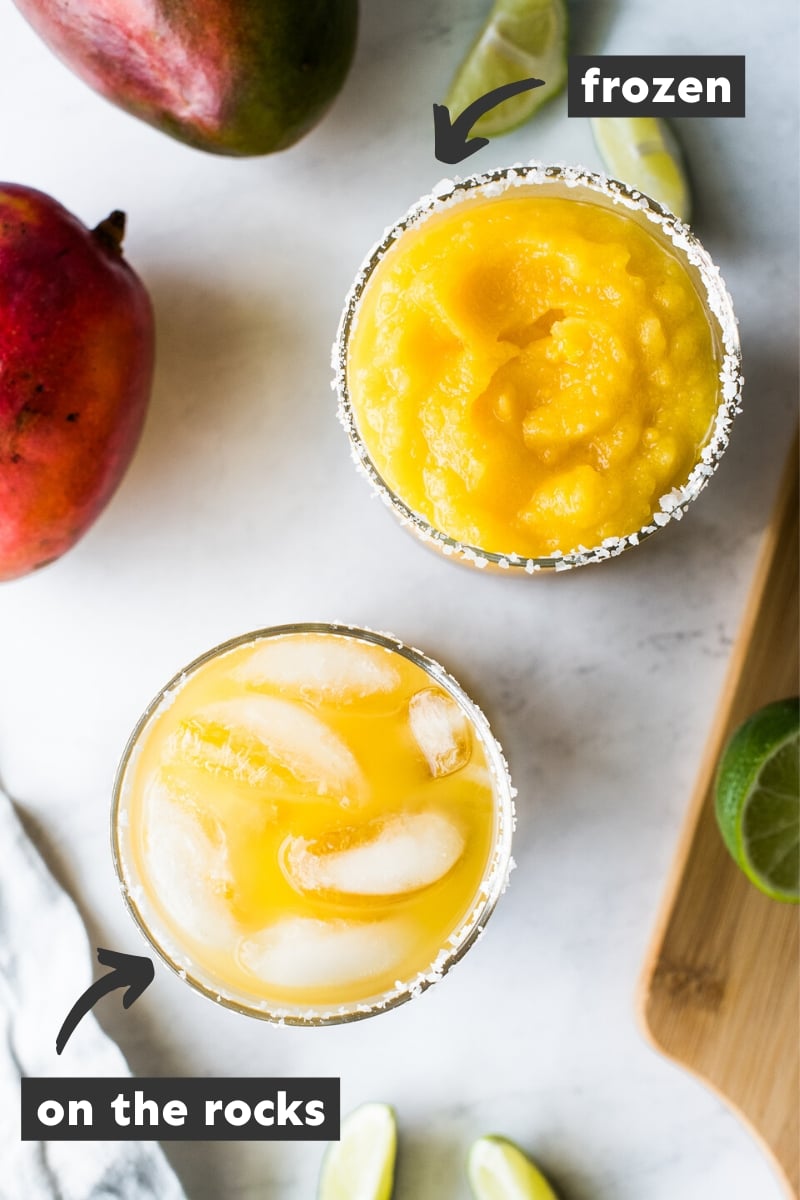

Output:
xmin=715 ymin=697 xmax=800 ymax=904
xmin=445 ymin=0 xmax=568 ymax=137
xmin=318 ymin=1103 xmax=397 ymax=1200
xmin=590 ymin=116 xmax=691 ymax=222
xmin=468 ymin=1135 xmax=559 ymax=1200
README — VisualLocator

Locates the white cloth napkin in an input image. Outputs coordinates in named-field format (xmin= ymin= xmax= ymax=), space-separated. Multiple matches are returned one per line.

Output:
xmin=0 ymin=785 xmax=188 ymax=1200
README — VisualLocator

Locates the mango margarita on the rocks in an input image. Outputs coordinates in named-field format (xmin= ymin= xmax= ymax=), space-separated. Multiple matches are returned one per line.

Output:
xmin=338 ymin=166 xmax=741 ymax=569
xmin=113 ymin=626 xmax=513 ymax=1023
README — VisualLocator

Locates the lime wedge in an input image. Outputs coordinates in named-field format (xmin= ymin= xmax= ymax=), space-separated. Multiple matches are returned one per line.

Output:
xmin=590 ymin=116 xmax=691 ymax=222
xmin=715 ymin=697 xmax=800 ymax=903
xmin=445 ymin=0 xmax=568 ymax=137
xmin=318 ymin=1103 xmax=397 ymax=1200
xmin=468 ymin=1135 xmax=559 ymax=1200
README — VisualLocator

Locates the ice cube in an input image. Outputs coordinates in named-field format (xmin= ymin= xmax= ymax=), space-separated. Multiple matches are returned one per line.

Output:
xmin=408 ymin=688 xmax=472 ymax=777
xmin=195 ymin=695 xmax=364 ymax=800
xmin=284 ymin=811 xmax=465 ymax=896
xmin=234 ymin=634 xmax=401 ymax=701
xmin=238 ymin=917 xmax=407 ymax=989
xmin=166 ymin=722 xmax=286 ymax=789
xmin=143 ymin=774 xmax=235 ymax=949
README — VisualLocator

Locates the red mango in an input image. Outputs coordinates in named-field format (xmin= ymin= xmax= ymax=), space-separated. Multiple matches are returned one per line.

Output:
xmin=0 ymin=184 xmax=155 ymax=581
xmin=12 ymin=0 xmax=359 ymax=156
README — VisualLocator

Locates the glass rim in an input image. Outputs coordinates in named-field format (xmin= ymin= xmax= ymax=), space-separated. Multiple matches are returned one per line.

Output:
xmin=111 ymin=622 xmax=516 ymax=1027
xmin=333 ymin=161 xmax=744 ymax=574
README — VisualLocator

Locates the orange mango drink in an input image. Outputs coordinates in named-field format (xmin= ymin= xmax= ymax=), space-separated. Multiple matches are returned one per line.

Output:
xmin=113 ymin=626 xmax=513 ymax=1023
xmin=338 ymin=167 xmax=741 ymax=570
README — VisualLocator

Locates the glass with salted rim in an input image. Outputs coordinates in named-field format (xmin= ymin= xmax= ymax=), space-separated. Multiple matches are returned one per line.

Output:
xmin=334 ymin=163 xmax=743 ymax=573
xmin=112 ymin=623 xmax=515 ymax=1026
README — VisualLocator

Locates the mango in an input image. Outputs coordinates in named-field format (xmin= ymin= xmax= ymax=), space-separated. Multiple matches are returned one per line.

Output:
xmin=12 ymin=0 xmax=358 ymax=156
xmin=0 ymin=185 xmax=154 ymax=581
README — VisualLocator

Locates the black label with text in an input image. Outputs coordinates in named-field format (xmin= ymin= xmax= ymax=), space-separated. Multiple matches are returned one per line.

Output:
xmin=21 ymin=1077 xmax=340 ymax=1141
xmin=568 ymin=55 xmax=745 ymax=117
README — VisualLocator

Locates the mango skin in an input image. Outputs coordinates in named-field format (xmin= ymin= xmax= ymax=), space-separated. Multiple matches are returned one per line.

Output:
xmin=0 ymin=185 xmax=155 ymax=581
xmin=12 ymin=0 xmax=359 ymax=156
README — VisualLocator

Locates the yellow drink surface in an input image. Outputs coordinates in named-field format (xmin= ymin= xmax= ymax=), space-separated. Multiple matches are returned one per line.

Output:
xmin=347 ymin=194 xmax=721 ymax=557
xmin=120 ymin=632 xmax=499 ymax=1012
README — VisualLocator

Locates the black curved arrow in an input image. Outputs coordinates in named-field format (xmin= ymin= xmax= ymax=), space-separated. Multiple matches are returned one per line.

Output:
xmin=56 ymin=948 xmax=154 ymax=1055
xmin=433 ymin=77 xmax=546 ymax=164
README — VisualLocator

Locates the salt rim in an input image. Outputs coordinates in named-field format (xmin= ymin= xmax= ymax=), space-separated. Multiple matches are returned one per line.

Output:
xmin=111 ymin=621 xmax=516 ymax=1028
xmin=332 ymin=161 xmax=744 ymax=573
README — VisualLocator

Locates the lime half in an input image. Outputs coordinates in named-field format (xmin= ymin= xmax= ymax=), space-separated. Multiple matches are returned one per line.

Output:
xmin=468 ymin=1136 xmax=559 ymax=1200
xmin=445 ymin=0 xmax=568 ymax=137
xmin=318 ymin=1103 xmax=397 ymax=1200
xmin=591 ymin=116 xmax=691 ymax=222
xmin=715 ymin=697 xmax=800 ymax=903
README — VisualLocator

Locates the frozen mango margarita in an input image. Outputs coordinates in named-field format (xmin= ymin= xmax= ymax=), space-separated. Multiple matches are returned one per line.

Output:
xmin=336 ymin=166 xmax=742 ymax=570
xmin=113 ymin=625 xmax=513 ymax=1024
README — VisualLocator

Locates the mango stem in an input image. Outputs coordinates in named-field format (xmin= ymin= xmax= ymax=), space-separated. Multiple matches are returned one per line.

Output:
xmin=93 ymin=210 xmax=127 ymax=253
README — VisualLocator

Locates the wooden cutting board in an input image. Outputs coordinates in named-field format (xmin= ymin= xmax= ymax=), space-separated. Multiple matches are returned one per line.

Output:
xmin=639 ymin=437 xmax=799 ymax=1198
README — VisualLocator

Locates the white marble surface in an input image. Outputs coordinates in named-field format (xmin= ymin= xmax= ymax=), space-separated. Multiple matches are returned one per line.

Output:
xmin=0 ymin=1 xmax=797 ymax=1197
